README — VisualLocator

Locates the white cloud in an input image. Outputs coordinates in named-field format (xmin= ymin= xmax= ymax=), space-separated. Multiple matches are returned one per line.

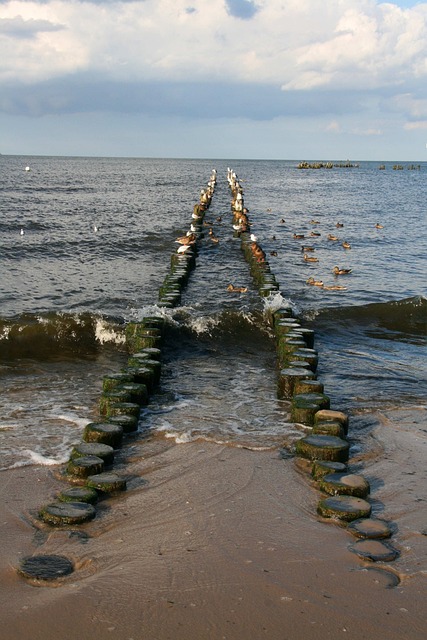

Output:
xmin=0 ymin=0 xmax=426 ymax=89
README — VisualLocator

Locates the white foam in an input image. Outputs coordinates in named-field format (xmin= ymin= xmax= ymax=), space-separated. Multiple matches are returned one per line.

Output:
xmin=95 ymin=318 xmax=126 ymax=345
xmin=19 ymin=449 xmax=70 ymax=467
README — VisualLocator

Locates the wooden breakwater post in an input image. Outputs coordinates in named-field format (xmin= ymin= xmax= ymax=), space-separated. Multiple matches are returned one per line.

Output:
xmin=18 ymin=171 xmax=220 ymax=582
xmin=227 ymin=168 xmax=399 ymax=564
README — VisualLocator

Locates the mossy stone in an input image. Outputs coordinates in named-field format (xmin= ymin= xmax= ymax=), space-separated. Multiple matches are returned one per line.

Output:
xmin=311 ymin=460 xmax=347 ymax=480
xmin=118 ymin=382 xmax=148 ymax=405
xmin=293 ymin=393 xmax=330 ymax=410
xmin=294 ymin=379 xmax=324 ymax=395
xmin=317 ymin=496 xmax=371 ymax=522
xmin=67 ymin=455 xmax=104 ymax=479
xmin=58 ymin=486 xmax=98 ymax=504
xmin=313 ymin=421 xmax=345 ymax=438
xmin=315 ymin=409 xmax=349 ymax=432
xmin=70 ymin=442 xmax=114 ymax=466
xmin=87 ymin=472 xmax=127 ymax=495
xmin=99 ymin=389 xmax=132 ymax=416
xmin=102 ymin=372 xmax=134 ymax=393
xmin=295 ymin=434 xmax=350 ymax=462
xmin=123 ymin=366 xmax=156 ymax=390
xmin=291 ymin=401 xmax=320 ymax=426
xmin=291 ymin=348 xmax=319 ymax=372
xmin=108 ymin=402 xmax=141 ymax=419
xmin=108 ymin=414 xmax=139 ymax=433
xmin=319 ymin=472 xmax=370 ymax=498
xmin=278 ymin=367 xmax=316 ymax=400
xmin=39 ymin=501 xmax=96 ymax=526
xmin=139 ymin=347 xmax=162 ymax=360
xmin=83 ymin=422 xmax=123 ymax=448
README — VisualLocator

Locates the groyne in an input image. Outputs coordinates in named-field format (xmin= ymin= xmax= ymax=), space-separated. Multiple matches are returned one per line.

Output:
xmin=17 ymin=167 xmax=399 ymax=582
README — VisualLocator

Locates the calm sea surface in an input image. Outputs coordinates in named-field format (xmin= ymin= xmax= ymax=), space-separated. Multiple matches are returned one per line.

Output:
xmin=0 ymin=155 xmax=426 ymax=469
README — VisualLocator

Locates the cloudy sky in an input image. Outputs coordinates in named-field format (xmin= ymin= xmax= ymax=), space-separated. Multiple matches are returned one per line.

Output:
xmin=1 ymin=0 xmax=426 ymax=160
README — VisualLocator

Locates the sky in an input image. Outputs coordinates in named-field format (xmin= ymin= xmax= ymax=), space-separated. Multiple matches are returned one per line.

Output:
xmin=0 ymin=0 xmax=426 ymax=160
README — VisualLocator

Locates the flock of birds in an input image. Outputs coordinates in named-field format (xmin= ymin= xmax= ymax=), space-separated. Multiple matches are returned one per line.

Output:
xmin=277 ymin=216 xmax=383 ymax=291
xmin=174 ymin=167 xmax=387 ymax=296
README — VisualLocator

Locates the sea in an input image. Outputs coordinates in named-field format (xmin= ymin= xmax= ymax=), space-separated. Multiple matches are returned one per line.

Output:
xmin=0 ymin=155 xmax=426 ymax=472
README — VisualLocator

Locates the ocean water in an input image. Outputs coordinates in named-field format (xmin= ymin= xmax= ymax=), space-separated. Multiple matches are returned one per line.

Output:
xmin=0 ymin=155 xmax=426 ymax=470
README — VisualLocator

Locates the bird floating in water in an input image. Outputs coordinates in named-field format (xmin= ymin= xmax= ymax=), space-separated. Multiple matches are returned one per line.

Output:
xmin=306 ymin=277 xmax=324 ymax=286
xmin=310 ymin=231 xmax=321 ymax=237
xmin=304 ymin=253 xmax=319 ymax=262
xmin=336 ymin=222 xmax=344 ymax=228
xmin=328 ymin=234 xmax=339 ymax=241
xmin=342 ymin=241 xmax=351 ymax=249
xmin=310 ymin=219 xmax=320 ymax=225
xmin=333 ymin=266 xmax=352 ymax=275
xmin=250 ymin=233 xmax=258 ymax=242
xmin=25 ymin=166 xmax=30 ymax=172
xmin=280 ymin=218 xmax=286 ymax=224
xmin=270 ymin=250 xmax=278 ymax=257
xmin=375 ymin=223 xmax=384 ymax=229
xmin=208 ymin=229 xmax=219 ymax=243
xmin=301 ymin=245 xmax=315 ymax=252
xmin=322 ymin=284 xmax=347 ymax=291
xmin=20 ymin=228 xmax=25 ymax=235
xmin=227 ymin=284 xmax=248 ymax=293
xmin=293 ymin=233 xmax=305 ymax=239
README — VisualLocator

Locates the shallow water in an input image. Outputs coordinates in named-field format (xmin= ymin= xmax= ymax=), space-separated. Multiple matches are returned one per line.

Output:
xmin=0 ymin=156 xmax=426 ymax=469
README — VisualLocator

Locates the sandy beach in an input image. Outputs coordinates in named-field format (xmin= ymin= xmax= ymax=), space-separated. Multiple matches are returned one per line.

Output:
xmin=0 ymin=406 xmax=425 ymax=640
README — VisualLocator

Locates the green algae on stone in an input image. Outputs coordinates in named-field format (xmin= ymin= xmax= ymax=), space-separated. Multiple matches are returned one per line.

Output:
xmin=317 ymin=495 xmax=371 ymax=522
xmin=87 ymin=472 xmax=127 ymax=495
xmin=314 ymin=409 xmax=349 ymax=433
xmin=58 ymin=486 xmax=98 ymax=504
xmin=291 ymin=400 xmax=320 ymax=426
xmin=99 ymin=389 xmax=132 ymax=416
xmin=295 ymin=434 xmax=350 ymax=462
xmin=70 ymin=442 xmax=115 ymax=466
xmin=278 ymin=367 xmax=316 ymax=399
xmin=293 ymin=393 xmax=330 ymax=410
xmin=118 ymin=382 xmax=149 ymax=405
xmin=108 ymin=402 xmax=141 ymax=419
xmin=294 ymin=379 xmax=324 ymax=395
xmin=311 ymin=460 xmax=347 ymax=480
xmin=83 ymin=422 xmax=123 ymax=448
xmin=39 ymin=501 xmax=96 ymax=526
xmin=319 ymin=472 xmax=370 ymax=498
xmin=313 ymin=421 xmax=345 ymax=438
xmin=102 ymin=372 xmax=134 ymax=393
xmin=67 ymin=455 xmax=104 ymax=479
xmin=108 ymin=414 xmax=139 ymax=433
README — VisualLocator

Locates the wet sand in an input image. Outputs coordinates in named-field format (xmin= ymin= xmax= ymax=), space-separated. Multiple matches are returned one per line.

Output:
xmin=1 ymin=407 xmax=425 ymax=640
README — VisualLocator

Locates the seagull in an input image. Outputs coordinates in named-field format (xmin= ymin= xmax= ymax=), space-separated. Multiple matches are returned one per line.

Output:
xmin=20 ymin=228 xmax=25 ymax=235
xmin=250 ymin=233 xmax=258 ymax=242
xmin=177 ymin=244 xmax=191 ymax=254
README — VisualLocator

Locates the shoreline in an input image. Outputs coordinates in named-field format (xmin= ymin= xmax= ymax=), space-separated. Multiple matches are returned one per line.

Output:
xmin=1 ymin=406 xmax=425 ymax=640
